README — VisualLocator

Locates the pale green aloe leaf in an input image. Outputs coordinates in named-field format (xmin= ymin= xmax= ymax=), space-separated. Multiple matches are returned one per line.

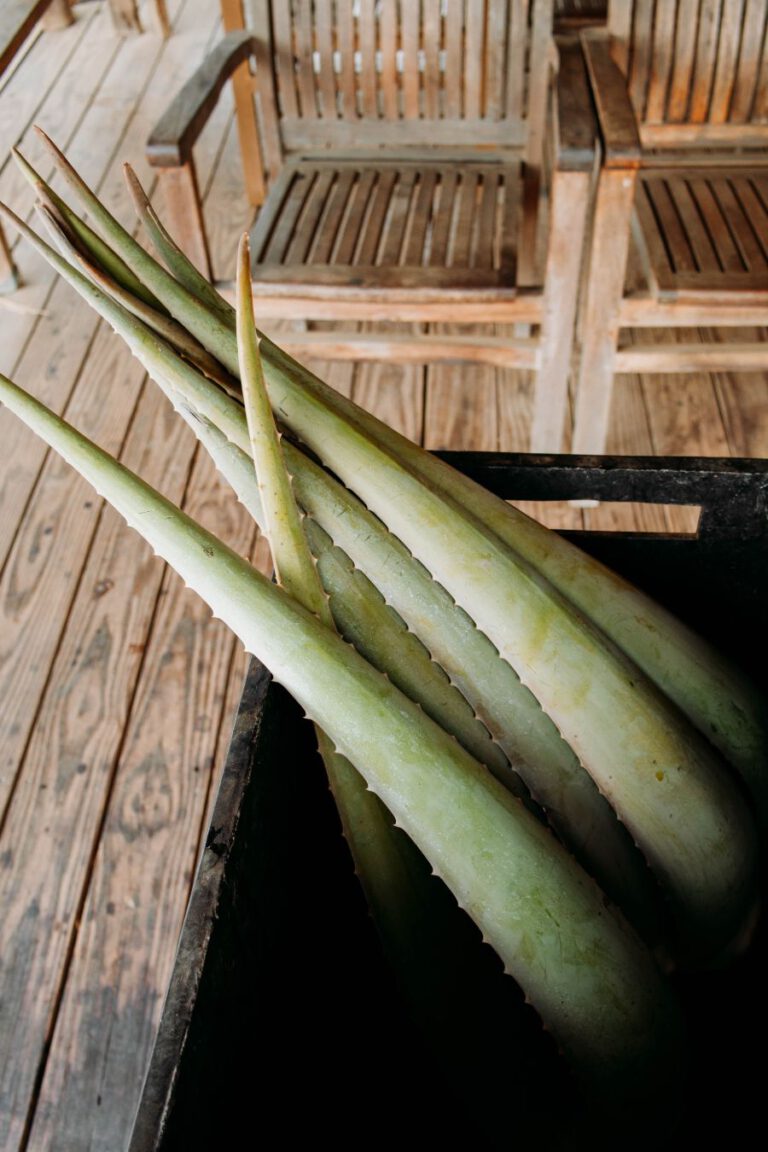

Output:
xmin=262 ymin=338 xmax=768 ymax=832
xmin=233 ymin=242 xmax=541 ymax=1124
xmin=27 ymin=131 xmax=239 ymax=375
xmin=256 ymin=354 xmax=761 ymax=968
xmin=122 ymin=161 xmax=234 ymax=325
xmin=0 ymin=197 xmax=662 ymax=942
xmin=12 ymin=145 xmax=165 ymax=311
xmin=235 ymin=233 xmax=323 ymax=614
xmin=175 ymin=402 xmax=515 ymax=784
xmin=0 ymin=201 xmax=242 ymax=443
xmin=1 ymin=188 xmax=753 ymax=962
xmin=0 ymin=370 xmax=687 ymax=1106
xmin=35 ymin=131 xmax=764 ymax=819
xmin=37 ymin=203 xmax=240 ymax=398
xmin=38 ymin=138 xmax=761 ymax=830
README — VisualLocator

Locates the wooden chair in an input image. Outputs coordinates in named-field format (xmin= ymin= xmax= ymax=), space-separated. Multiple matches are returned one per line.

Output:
xmin=145 ymin=0 xmax=598 ymax=452
xmin=572 ymin=0 xmax=768 ymax=453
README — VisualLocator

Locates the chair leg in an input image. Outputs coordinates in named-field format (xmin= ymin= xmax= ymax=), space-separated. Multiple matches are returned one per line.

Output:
xmin=154 ymin=1 xmax=171 ymax=37
xmin=107 ymin=1 xmax=142 ymax=34
xmin=40 ymin=0 xmax=74 ymax=31
xmin=529 ymin=166 xmax=591 ymax=453
xmin=571 ymin=168 xmax=637 ymax=455
xmin=155 ymin=163 xmax=212 ymax=280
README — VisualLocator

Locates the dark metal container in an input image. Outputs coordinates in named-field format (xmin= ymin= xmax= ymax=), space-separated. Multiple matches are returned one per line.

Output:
xmin=129 ymin=453 xmax=768 ymax=1152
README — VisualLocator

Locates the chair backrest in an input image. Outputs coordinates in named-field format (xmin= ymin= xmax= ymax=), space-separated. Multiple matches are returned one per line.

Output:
xmin=233 ymin=0 xmax=554 ymax=165
xmin=606 ymin=0 xmax=768 ymax=149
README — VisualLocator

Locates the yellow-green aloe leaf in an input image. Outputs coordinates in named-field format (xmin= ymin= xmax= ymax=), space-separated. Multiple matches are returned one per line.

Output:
xmin=0 ymin=370 xmax=687 ymax=1110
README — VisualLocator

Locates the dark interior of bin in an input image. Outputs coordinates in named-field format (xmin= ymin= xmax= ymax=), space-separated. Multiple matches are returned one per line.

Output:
xmin=130 ymin=455 xmax=768 ymax=1152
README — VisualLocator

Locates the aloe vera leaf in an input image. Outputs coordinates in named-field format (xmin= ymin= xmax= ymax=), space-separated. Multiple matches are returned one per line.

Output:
xmin=172 ymin=386 xmax=668 ymax=955
xmin=255 ymin=356 xmax=762 ymax=966
xmin=288 ymin=447 xmax=664 ymax=941
xmin=0 ymin=370 xmax=686 ymax=1102
xmin=0 ymin=202 xmax=243 ymax=443
xmin=37 ymin=145 xmax=761 ymax=827
xmin=12 ymin=145 xmax=165 ymax=312
xmin=36 ymin=203 xmax=240 ymax=399
xmin=235 ymin=235 xmax=323 ymax=612
xmin=123 ymin=162 xmax=235 ymax=325
xmin=181 ymin=397 xmax=516 ymax=782
xmin=25 ymin=132 xmax=239 ymax=374
xmin=19 ymin=141 xmax=756 ymax=824
xmin=9 ymin=195 xmax=663 ymax=940
xmin=261 ymin=339 xmax=768 ymax=830
xmin=0 ymin=200 xmax=727 ymax=957
xmin=232 ymin=247 xmax=553 ymax=1131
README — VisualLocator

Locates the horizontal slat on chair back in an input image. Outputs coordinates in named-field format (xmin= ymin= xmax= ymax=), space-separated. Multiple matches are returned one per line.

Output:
xmin=249 ymin=0 xmax=552 ymax=155
xmin=608 ymin=0 xmax=768 ymax=146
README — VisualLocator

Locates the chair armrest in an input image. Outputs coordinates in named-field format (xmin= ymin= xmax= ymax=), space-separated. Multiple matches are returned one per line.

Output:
xmin=147 ymin=30 xmax=259 ymax=167
xmin=552 ymin=36 xmax=598 ymax=173
xmin=580 ymin=32 xmax=642 ymax=169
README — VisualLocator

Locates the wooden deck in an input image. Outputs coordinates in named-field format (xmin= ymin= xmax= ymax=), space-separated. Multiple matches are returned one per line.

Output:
xmin=0 ymin=2 xmax=767 ymax=1148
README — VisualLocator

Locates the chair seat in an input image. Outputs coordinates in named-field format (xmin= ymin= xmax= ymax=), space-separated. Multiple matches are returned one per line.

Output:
xmin=247 ymin=157 xmax=523 ymax=301
xmin=634 ymin=167 xmax=768 ymax=300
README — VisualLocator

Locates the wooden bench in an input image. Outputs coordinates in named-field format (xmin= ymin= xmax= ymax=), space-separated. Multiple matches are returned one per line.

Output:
xmin=145 ymin=0 xmax=598 ymax=452
xmin=571 ymin=0 xmax=768 ymax=453
xmin=0 ymin=1 xmax=75 ymax=291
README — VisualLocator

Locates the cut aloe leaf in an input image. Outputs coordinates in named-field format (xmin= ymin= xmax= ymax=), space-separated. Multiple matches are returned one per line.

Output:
xmin=0 ymin=370 xmax=687 ymax=1107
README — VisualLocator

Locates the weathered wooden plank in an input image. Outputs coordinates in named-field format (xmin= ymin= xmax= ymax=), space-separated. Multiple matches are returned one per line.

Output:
xmin=262 ymin=169 xmax=315 ymax=262
xmin=644 ymin=0 xmax=676 ymax=122
xmin=399 ymin=0 xmax=420 ymax=118
xmin=27 ymin=445 xmax=259 ymax=1151
xmin=666 ymin=0 xmax=700 ymax=121
xmin=333 ymin=169 xmax=377 ymax=265
xmin=351 ymin=331 xmax=424 ymax=443
xmin=686 ymin=176 xmax=744 ymax=272
xmin=0 ymin=379 xmax=194 ymax=1152
xmin=284 ymin=168 xmax=336 ymax=264
xmin=709 ymin=177 xmax=767 ymax=272
xmin=423 ymin=331 xmax=499 ymax=451
xmin=448 ymin=169 xmax=479 ymax=267
xmin=730 ymin=0 xmax=768 ymax=121
xmin=274 ymin=329 xmax=538 ymax=366
xmin=334 ymin=0 xmax=357 ymax=119
xmin=0 ymin=0 xmax=72 ymax=76
xmin=688 ymin=0 xmax=722 ymax=122
xmin=638 ymin=326 xmax=731 ymax=469
xmin=0 ymin=4 xmax=169 ymax=564
xmin=269 ymin=0 xmax=298 ymax=119
xmin=0 ymin=2 xmax=225 ymax=1147
xmin=627 ymin=0 xmax=654 ymax=119
xmin=708 ymin=0 xmax=746 ymax=123
xmin=404 ymin=169 xmax=438 ymax=265
xmin=422 ymin=0 xmax=442 ymax=120
xmin=377 ymin=0 xmax=398 ymax=120
xmin=668 ymin=178 xmax=720 ymax=273
xmin=356 ymin=0 xmax=378 ymax=118
xmin=304 ymin=167 xmax=356 ymax=263
xmin=377 ymin=168 xmax=416 ymax=265
xmin=313 ymin=0 xmax=338 ymax=119
xmin=571 ymin=165 xmax=637 ymax=454
xmin=504 ymin=0 xmax=527 ymax=121
xmin=427 ymin=169 xmax=458 ymax=267
xmin=710 ymin=330 xmax=768 ymax=458
xmin=351 ymin=167 xmax=397 ymax=265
